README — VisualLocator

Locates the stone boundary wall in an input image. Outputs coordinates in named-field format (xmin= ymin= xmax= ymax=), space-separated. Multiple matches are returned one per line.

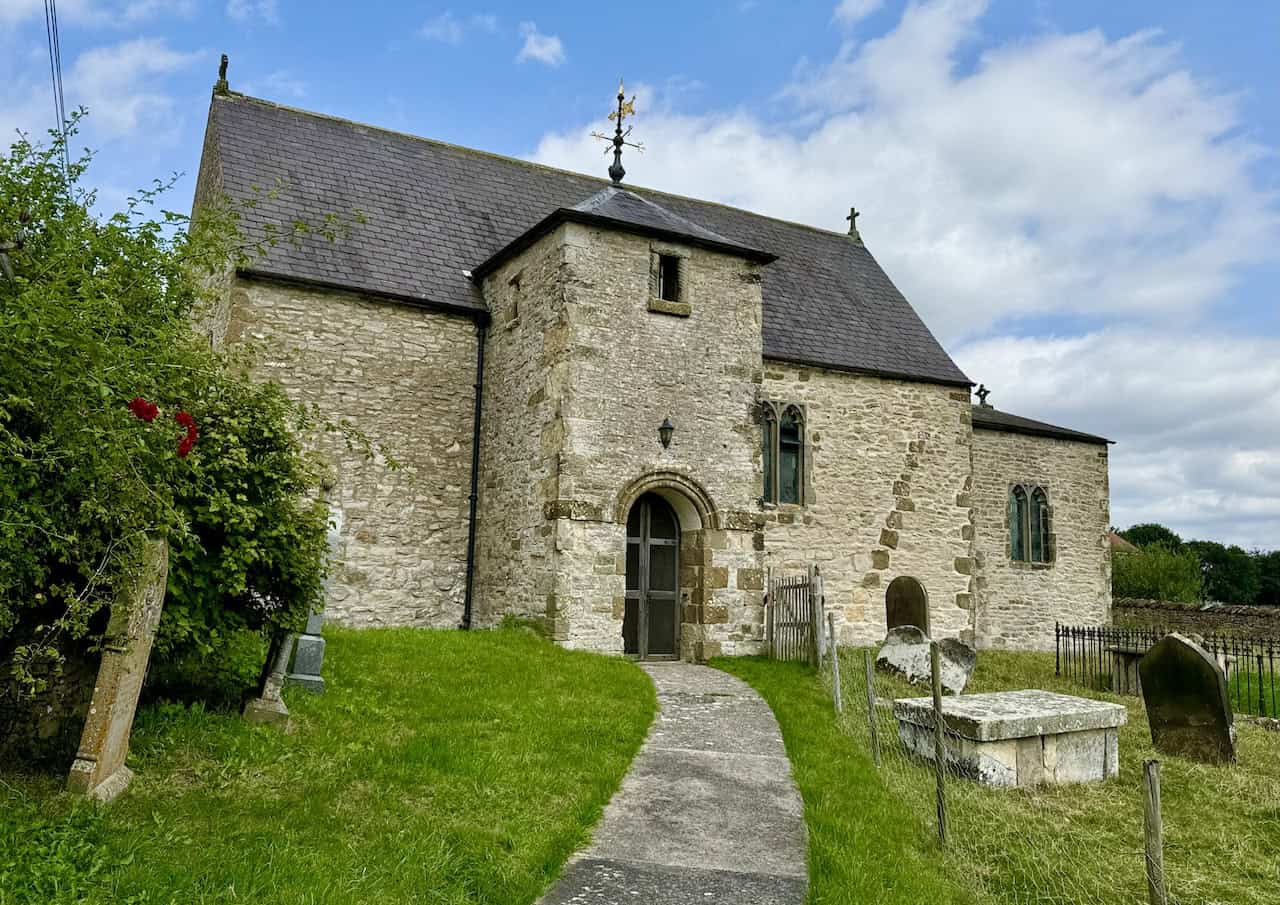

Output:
xmin=1112 ymin=597 xmax=1280 ymax=639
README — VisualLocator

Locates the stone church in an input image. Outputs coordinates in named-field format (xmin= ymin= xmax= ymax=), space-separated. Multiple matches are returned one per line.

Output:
xmin=193 ymin=81 xmax=1112 ymax=659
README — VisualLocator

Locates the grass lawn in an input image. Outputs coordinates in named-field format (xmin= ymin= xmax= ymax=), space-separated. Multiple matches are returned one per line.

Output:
xmin=0 ymin=626 xmax=655 ymax=905
xmin=712 ymin=656 xmax=978 ymax=905
xmin=719 ymin=651 xmax=1280 ymax=905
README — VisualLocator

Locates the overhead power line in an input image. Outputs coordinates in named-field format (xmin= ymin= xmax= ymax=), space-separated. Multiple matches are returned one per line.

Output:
xmin=43 ymin=0 xmax=70 ymax=177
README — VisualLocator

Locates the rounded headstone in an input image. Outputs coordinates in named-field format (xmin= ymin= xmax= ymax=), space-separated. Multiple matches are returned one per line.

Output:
xmin=1138 ymin=633 xmax=1236 ymax=763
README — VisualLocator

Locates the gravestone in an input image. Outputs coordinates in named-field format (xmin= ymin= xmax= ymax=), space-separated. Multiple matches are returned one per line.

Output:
xmin=885 ymin=576 xmax=929 ymax=634
xmin=243 ymin=633 xmax=294 ymax=726
xmin=876 ymin=626 xmax=975 ymax=694
xmin=1138 ymin=633 xmax=1236 ymax=763
xmin=287 ymin=612 xmax=326 ymax=694
xmin=285 ymin=502 xmax=341 ymax=694
xmin=66 ymin=539 xmax=168 ymax=803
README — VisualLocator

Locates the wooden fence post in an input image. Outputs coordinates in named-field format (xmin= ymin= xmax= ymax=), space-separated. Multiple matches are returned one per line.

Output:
xmin=765 ymin=567 xmax=774 ymax=659
xmin=827 ymin=611 xmax=842 ymax=713
xmin=809 ymin=565 xmax=822 ymax=667
xmin=930 ymin=640 xmax=948 ymax=846
xmin=1143 ymin=759 xmax=1168 ymax=905
xmin=863 ymin=649 xmax=881 ymax=768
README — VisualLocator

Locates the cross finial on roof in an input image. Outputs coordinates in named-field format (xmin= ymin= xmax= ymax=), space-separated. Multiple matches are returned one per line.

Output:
xmin=591 ymin=79 xmax=643 ymax=185
xmin=846 ymin=206 xmax=862 ymax=243
xmin=976 ymin=384 xmax=991 ymax=407
xmin=214 ymin=54 xmax=229 ymax=95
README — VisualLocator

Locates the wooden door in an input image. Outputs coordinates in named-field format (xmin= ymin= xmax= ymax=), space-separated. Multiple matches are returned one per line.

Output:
xmin=623 ymin=493 xmax=680 ymax=659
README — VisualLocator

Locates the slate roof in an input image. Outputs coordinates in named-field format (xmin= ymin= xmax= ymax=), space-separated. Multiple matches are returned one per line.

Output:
xmin=971 ymin=405 xmax=1111 ymax=445
xmin=473 ymin=186 xmax=776 ymax=279
xmin=202 ymin=91 xmax=972 ymax=386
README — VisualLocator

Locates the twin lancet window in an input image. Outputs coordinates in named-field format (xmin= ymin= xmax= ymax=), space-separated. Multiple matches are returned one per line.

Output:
xmin=1009 ymin=484 xmax=1052 ymax=564
xmin=760 ymin=402 xmax=805 ymax=506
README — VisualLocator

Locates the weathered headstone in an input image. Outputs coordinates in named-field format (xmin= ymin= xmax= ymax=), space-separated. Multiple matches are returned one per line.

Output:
xmin=66 ymin=539 xmax=168 ymax=803
xmin=885 ymin=576 xmax=929 ymax=634
xmin=287 ymin=611 xmax=326 ymax=694
xmin=876 ymin=626 xmax=975 ymax=694
xmin=242 ymin=632 xmax=294 ymax=726
xmin=1139 ymin=633 xmax=1236 ymax=763
xmin=284 ymin=502 xmax=341 ymax=694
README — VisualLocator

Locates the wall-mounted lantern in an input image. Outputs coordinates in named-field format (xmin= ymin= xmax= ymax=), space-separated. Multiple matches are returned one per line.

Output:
xmin=658 ymin=417 xmax=675 ymax=449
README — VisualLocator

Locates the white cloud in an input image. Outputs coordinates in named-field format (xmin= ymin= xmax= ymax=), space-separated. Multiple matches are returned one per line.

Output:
xmin=955 ymin=330 xmax=1280 ymax=548
xmin=66 ymin=37 xmax=200 ymax=138
xmin=528 ymin=0 xmax=1280 ymax=547
xmin=834 ymin=0 xmax=882 ymax=25
xmin=420 ymin=11 xmax=497 ymax=44
xmin=0 ymin=0 xmax=192 ymax=25
xmin=532 ymin=1 xmax=1276 ymax=342
xmin=421 ymin=11 xmax=464 ymax=43
xmin=515 ymin=21 xmax=564 ymax=67
xmin=241 ymin=69 xmax=307 ymax=99
xmin=226 ymin=0 xmax=277 ymax=25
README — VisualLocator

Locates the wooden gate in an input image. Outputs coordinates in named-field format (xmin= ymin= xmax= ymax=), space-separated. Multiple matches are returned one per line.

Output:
xmin=765 ymin=566 xmax=825 ymax=665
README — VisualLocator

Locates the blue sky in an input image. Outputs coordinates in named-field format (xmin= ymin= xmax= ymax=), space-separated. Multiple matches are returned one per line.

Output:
xmin=4 ymin=0 xmax=1280 ymax=548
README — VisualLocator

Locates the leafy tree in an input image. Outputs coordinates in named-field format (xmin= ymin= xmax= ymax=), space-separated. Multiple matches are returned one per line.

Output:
xmin=1119 ymin=523 xmax=1183 ymax=550
xmin=1112 ymin=544 xmax=1202 ymax=603
xmin=1185 ymin=540 xmax=1261 ymax=605
xmin=0 ymin=117 xmax=365 ymax=705
xmin=1252 ymin=550 xmax=1280 ymax=607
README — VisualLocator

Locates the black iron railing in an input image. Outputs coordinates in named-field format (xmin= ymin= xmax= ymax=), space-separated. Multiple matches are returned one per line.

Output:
xmin=1055 ymin=623 xmax=1280 ymax=717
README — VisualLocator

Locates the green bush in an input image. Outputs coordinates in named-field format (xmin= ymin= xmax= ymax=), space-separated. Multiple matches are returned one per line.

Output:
xmin=0 ymin=118 xmax=364 ymax=712
xmin=1112 ymin=543 xmax=1203 ymax=602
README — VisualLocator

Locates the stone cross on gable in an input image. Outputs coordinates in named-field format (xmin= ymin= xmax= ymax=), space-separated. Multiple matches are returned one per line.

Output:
xmin=846 ymin=207 xmax=862 ymax=244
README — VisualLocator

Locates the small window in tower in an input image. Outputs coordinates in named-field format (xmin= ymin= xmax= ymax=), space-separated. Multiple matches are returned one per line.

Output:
xmin=658 ymin=254 xmax=681 ymax=302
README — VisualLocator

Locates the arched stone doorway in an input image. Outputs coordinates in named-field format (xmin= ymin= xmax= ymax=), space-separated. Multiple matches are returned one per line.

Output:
xmin=885 ymin=576 xmax=929 ymax=635
xmin=623 ymin=492 xmax=680 ymax=659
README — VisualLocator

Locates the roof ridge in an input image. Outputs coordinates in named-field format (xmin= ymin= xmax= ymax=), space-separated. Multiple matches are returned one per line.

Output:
xmin=215 ymin=91 xmax=863 ymax=245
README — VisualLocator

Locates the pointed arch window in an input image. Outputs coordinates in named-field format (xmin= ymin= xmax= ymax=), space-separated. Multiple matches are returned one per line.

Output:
xmin=762 ymin=406 xmax=777 ymax=504
xmin=760 ymin=401 xmax=806 ymax=506
xmin=1009 ymin=484 xmax=1053 ymax=564
xmin=779 ymin=407 xmax=804 ymax=505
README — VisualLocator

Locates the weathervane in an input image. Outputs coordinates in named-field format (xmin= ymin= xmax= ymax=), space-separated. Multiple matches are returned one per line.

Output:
xmin=591 ymin=79 xmax=643 ymax=185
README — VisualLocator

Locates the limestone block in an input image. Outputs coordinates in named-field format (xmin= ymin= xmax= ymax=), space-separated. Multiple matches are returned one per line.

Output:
xmin=894 ymin=690 xmax=1126 ymax=787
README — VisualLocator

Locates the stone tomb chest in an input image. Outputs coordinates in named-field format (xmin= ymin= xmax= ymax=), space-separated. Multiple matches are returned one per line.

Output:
xmin=893 ymin=690 xmax=1128 ymax=788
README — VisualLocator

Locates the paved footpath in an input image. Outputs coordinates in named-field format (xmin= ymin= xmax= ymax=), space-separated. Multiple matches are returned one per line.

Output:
xmin=539 ymin=663 xmax=808 ymax=905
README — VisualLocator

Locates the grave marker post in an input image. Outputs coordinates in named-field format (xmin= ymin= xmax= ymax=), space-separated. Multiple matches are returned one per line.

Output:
xmin=1143 ymin=759 xmax=1168 ymax=905
xmin=930 ymin=640 xmax=948 ymax=845
xmin=863 ymin=649 xmax=881 ymax=767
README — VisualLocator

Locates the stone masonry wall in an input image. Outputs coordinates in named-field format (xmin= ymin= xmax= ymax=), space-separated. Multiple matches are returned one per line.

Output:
xmin=476 ymin=222 xmax=767 ymax=658
xmin=473 ymin=230 xmax=567 ymax=634
xmin=1112 ymin=597 xmax=1280 ymax=639
xmin=225 ymin=277 xmax=478 ymax=627
xmin=556 ymin=223 xmax=767 ymax=658
xmin=761 ymin=365 xmax=976 ymax=646
xmin=971 ymin=426 xmax=1111 ymax=650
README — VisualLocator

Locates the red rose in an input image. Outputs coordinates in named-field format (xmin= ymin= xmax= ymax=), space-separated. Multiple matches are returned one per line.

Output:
xmin=175 ymin=410 xmax=198 ymax=458
xmin=128 ymin=397 xmax=159 ymax=422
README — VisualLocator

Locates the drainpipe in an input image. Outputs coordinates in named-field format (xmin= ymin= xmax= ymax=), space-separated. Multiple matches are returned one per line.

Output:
xmin=462 ymin=314 xmax=489 ymax=629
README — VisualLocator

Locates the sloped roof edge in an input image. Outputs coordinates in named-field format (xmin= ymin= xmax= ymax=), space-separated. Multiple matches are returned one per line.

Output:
xmin=472 ymin=205 xmax=777 ymax=281
xmin=972 ymin=405 xmax=1112 ymax=445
